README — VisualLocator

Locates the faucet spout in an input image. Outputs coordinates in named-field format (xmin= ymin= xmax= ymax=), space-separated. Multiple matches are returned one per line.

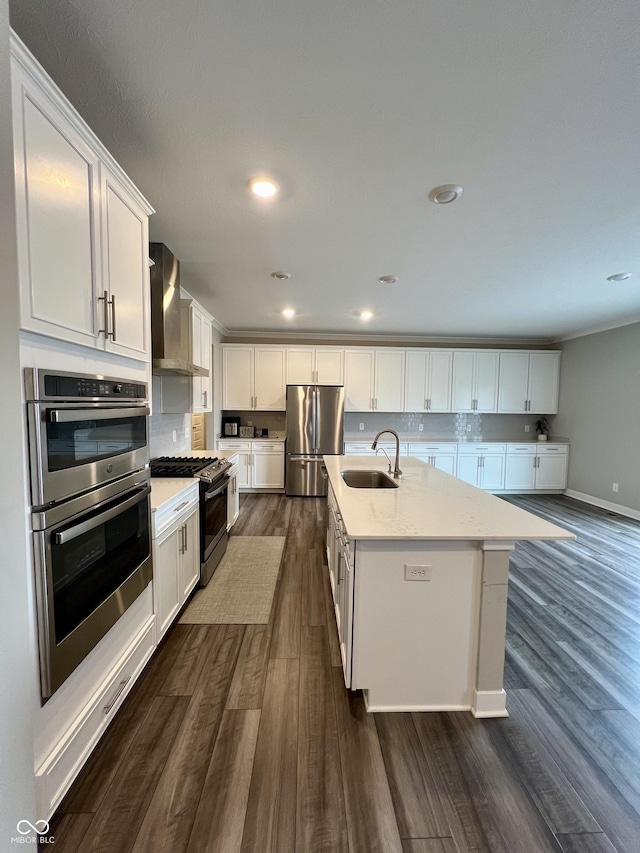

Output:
xmin=371 ymin=429 xmax=402 ymax=479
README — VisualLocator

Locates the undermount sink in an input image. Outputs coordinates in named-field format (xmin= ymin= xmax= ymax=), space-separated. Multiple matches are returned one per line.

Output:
xmin=341 ymin=469 xmax=399 ymax=489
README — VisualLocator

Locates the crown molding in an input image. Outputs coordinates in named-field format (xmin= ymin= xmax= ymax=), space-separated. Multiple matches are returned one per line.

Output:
xmin=552 ymin=313 xmax=640 ymax=343
xmin=221 ymin=329 xmax=553 ymax=347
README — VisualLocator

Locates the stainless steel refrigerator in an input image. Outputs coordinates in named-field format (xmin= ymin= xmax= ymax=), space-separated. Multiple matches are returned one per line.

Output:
xmin=285 ymin=385 xmax=344 ymax=496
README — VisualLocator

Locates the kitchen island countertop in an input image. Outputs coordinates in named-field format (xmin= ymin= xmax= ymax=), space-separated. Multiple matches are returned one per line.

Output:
xmin=323 ymin=454 xmax=574 ymax=542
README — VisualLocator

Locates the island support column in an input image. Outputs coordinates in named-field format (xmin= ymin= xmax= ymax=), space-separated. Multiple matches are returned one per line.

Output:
xmin=472 ymin=541 xmax=514 ymax=718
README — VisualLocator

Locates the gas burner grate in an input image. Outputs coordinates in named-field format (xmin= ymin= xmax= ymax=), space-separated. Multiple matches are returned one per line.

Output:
xmin=150 ymin=456 xmax=218 ymax=477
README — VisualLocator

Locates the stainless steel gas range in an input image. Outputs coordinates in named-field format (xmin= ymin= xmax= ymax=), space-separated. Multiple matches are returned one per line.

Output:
xmin=149 ymin=456 xmax=232 ymax=586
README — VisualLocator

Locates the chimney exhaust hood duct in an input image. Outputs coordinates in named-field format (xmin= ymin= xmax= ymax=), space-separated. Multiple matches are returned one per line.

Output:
xmin=150 ymin=242 xmax=209 ymax=377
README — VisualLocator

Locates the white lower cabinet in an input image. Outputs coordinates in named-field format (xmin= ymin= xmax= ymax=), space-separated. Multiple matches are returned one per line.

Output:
xmin=504 ymin=444 xmax=568 ymax=490
xmin=217 ymin=440 xmax=285 ymax=490
xmin=327 ymin=485 xmax=354 ymax=685
xmin=457 ymin=445 xmax=506 ymax=490
xmin=408 ymin=443 xmax=457 ymax=476
xmin=152 ymin=484 xmax=200 ymax=643
xmin=227 ymin=462 xmax=240 ymax=529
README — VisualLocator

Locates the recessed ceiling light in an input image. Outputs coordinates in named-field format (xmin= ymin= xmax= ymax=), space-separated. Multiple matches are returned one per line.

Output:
xmin=248 ymin=176 xmax=279 ymax=198
xmin=429 ymin=184 xmax=463 ymax=204
xmin=360 ymin=310 xmax=373 ymax=321
xmin=378 ymin=275 xmax=399 ymax=285
xmin=282 ymin=308 xmax=295 ymax=318
xmin=606 ymin=272 xmax=632 ymax=282
xmin=271 ymin=271 xmax=291 ymax=281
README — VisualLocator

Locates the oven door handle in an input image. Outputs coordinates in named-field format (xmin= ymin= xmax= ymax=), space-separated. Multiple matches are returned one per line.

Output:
xmin=54 ymin=485 xmax=151 ymax=545
xmin=48 ymin=406 xmax=150 ymax=423
xmin=204 ymin=479 xmax=229 ymax=501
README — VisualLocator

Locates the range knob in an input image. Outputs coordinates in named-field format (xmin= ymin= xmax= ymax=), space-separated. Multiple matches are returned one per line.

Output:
xmin=113 ymin=384 xmax=123 ymax=394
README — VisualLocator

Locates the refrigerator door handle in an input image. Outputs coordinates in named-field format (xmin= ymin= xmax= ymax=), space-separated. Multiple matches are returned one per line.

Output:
xmin=313 ymin=386 xmax=319 ymax=452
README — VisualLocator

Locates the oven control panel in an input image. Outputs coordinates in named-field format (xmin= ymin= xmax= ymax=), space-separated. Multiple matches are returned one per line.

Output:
xmin=24 ymin=368 xmax=147 ymax=401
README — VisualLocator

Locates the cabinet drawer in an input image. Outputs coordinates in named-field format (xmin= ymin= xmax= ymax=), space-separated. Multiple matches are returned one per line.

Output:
xmin=408 ymin=443 xmax=456 ymax=454
xmin=506 ymin=445 xmax=537 ymax=455
xmin=152 ymin=483 xmax=199 ymax=539
xmin=218 ymin=440 xmax=252 ymax=451
xmin=35 ymin=614 xmax=155 ymax=819
xmin=252 ymin=442 xmax=284 ymax=452
xmin=458 ymin=444 xmax=506 ymax=454
xmin=536 ymin=444 xmax=568 ymax=455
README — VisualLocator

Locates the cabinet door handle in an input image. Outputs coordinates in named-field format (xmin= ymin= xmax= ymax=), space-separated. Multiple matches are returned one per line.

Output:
xmin=174 ymin=501 xmax=189 ymax=513
xmin=203 ymin=390 xmax=207 ymax=408
xmin=104 ymin=677 xmax=130 ymax=715
xmin=184 ymin=522 xmax=188 ymax=552
xmin=427 ymin=398 xmax=431 ymax=410
xmin=424 ymin=398 xmax=428 ymax=410
xmin=98 ymin=290 xmax=109 ymax=337
xmin=108 ymin=294 xmax=117 ymax=341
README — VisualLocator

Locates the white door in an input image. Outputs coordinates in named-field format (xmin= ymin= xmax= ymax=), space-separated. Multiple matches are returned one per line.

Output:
xmin=153 ymin=526 xmax=181 ymax=642
xmin=254 ymin=349 xmax=285 ymax=410
xmin=474 ymin=352 xmax=499 ymax=412
xmin=102 ymin=171 xmax=149 ymax=358
xmin=315 ymin=349 xmax=344 ymax=384
xmin=480 ymin=454 xmax=505 ymax=490
xmin=498 ymin=353 xmax=530 ymax=413
xmin=451 ymin=352 xmax=475 ymax=412
xmin=286 ymin=348 xmax=315 ymax=385
xmin=374 ymin=350 xmax=405 ymax=411
xmin=535 ymin=454 xmax=568 ymax=489
xmin=404 ymin=351 xmax=428 ymax=412
xmin=427 ymin=351 xmax=453 ymax=412
xmin=179 ymin=507 xmax=200 ymax=599
xmin=528 ymin=353 xmax=560 ymax=414
xmin=344 ymin=349 xmax=375 ymax=411
xmin=223 ymin=348 xmax=254 ymax=409
xmin=252 ymin=452 xmax=285 ymax=488
xmin=456 ymin=454 xmax=480 ymax=485
xmin=17 ymin=84 xmax=100 ymax=345
xmin=504 ymin=454 xmax=537 ymax=490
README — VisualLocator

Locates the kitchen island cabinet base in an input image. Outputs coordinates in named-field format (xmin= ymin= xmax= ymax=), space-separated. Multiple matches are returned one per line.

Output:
xmin=350 ymin=539 xmax=512 ymax=717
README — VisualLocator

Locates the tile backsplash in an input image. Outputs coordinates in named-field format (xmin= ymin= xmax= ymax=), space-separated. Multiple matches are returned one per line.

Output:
xmin=150 ymin=413 xmax=191 ymax=456
xmin=344 ymin=412 xmax=540 ymax=440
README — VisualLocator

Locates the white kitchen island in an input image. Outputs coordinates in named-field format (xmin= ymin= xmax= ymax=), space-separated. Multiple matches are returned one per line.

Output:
xmin=323 ymin=455 xmax=574 ymax=717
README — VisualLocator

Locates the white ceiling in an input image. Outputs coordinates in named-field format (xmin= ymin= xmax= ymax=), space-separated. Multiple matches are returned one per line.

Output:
xmin=10 ymin=0 xmax=640 ymax=341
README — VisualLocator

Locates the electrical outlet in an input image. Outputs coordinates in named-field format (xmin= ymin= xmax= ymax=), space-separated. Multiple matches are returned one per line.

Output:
xmin=467 ymin=424 xmax=472 ymax=432
xmin=418 ymin=423 xmax=424 ymax=431
xmin=524 ymin=425 xmax=530 ymax=432
xmin=359 ymin=422 xmax=364 ymax=430
xmin=613 ymin=483 xmax=619 ymax=493
xmin=172 ymin=430 xmax=177 ymax=442
xmin=404 ymin=564 xmax=432 ymax=581
xmin=247 ymin=420 xmax=253 ymax=426
xmin=185 ymin=427 xmax=191 ymax=438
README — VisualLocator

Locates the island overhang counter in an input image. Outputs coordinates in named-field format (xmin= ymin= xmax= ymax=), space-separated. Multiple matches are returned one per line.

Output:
xmin=323 ymin=454 xmax=574 ymax=717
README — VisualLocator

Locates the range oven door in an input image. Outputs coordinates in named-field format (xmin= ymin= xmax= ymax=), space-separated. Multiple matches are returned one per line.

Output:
xmin=27 ymin=402 xmax=150 ymax=506
xmin=200 ymin=477 xmax=229 ymax=586
xmin=32 ymin=474 xmax=153 ymax=701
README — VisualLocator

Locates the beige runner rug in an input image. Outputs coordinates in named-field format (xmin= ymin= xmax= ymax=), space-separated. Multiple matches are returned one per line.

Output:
xmin=179 ymin=535 xmax=285 ymax=624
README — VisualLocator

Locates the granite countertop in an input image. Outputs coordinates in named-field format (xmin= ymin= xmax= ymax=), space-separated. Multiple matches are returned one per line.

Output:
xmin=150 ymin=478 xmax=198 ymax=511
xmin=323 ymin=455 xmax=575 ymax=542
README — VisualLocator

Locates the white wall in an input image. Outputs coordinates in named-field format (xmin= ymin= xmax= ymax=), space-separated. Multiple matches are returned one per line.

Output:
xmin=553 ymin=322 xmax=640 ymax=513
xmin=0 ymin=2 xmax=38 ymax=840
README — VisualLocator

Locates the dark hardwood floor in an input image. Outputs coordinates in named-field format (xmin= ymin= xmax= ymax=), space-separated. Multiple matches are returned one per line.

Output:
xmin=47 ymin=493 xmax=640 ymax=852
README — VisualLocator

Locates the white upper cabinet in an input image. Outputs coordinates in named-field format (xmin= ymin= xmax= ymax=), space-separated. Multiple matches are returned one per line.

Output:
xmin=498 ymin=351 xmax=560 ymax=414
xmin=286 ymin=347 xmax=344 ymax=385
xmin=222 ymin=346 xmax=285 ymax=410
xmin=404 ymin=350 xmax=452 ymax=413
xmin=10 ymin=35 xmax=153 ymax=361
xmin=182 ymin=300 xmax=212 ymax=413
xmin=452 ymin=351 xmax=499 ymax=412
xmin=344 ymin=348 xmax=405 ymax=411
xmin=374 ymin=349 xmax=405 ymax=411
xmin=344 ymin=349 xmax=375 ymax=411
xmin=101 ymin=167 xmax=150 ymax=359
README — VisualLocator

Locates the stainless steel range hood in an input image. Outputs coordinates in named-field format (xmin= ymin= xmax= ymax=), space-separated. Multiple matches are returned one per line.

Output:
xmin=150 ymin=242 xmax=209 ymax=377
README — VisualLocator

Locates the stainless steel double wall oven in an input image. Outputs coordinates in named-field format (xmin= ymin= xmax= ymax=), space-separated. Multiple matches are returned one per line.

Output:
xmin=25 ymin=369 xmax=153 ymax=701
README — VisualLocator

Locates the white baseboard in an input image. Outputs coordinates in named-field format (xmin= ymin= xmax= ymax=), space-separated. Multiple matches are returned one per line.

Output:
xmin=565 ymin=489 xmax=640 ymax=521
xmin=362 ymin=691 xmax=471 ymax=714
xmin=472 ymin=689 xmax=509 ymax=718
